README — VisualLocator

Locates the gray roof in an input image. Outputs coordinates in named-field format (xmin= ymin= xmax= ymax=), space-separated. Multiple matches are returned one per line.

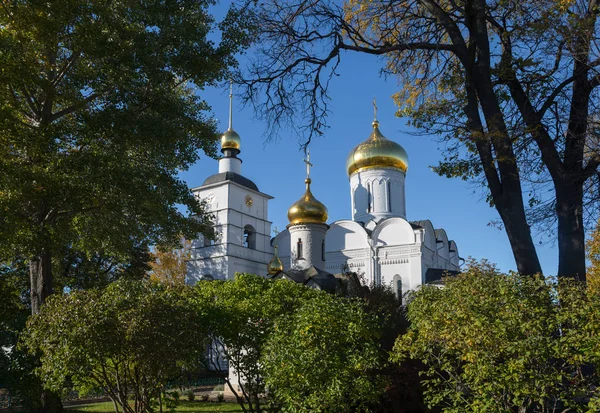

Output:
xmin=202 ymin=171 xmax=259 ymax=192
xmin=425 ymin=268 xmax=460 ymax=284
xmin=271 ymin=266 xmax=341 ymax=294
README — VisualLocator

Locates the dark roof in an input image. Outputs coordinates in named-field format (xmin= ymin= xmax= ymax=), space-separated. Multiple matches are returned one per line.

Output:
xmin=425 ymin=268 xmax=460 ymax=284
xmin=271 ymin=265 xmax=340 ymax=294
xmin=202 ymin=171 xmax=259 ymax=192
xmin=410 ymin=222 xmax=423 ymax=230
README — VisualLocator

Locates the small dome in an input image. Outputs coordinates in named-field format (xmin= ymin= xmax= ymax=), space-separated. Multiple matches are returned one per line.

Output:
xmin=221 ymin=129 xmax=241 ymax=151
xmin=267 ymin=246 xmax=284 ymax=275
xmin=287 ymin=178 xmax=328 ymax=226
xmin=346 ymin=120 xmax=409 ymax=176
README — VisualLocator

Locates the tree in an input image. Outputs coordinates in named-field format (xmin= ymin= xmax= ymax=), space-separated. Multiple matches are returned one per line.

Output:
xmin=191 ymin=273 xmax=386 ymax=413
xmin=391 ymin=261 xmax=600 ymax=412
xmin=192 ymin=274 xmax=313 ymax=413
xmin=0 ymin=0 xmax=254 ymax=318
xmin=21 ymin=279 xmax=209 ymax=413
xmin=588 ymin=220 xmax=600 ymax=293
xmin=262 ymin=291 xmax=385 ymax=413
xmin=148 ymin=240 xmax=192 ymax=286
xmin=238 ymin=0 xmax=600 ymax=279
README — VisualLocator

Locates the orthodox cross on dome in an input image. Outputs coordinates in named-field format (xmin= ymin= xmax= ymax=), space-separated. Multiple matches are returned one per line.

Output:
xmin=373 ymin=97 xmax=378 ymax=122
xmin=273 ymin=226 xmax=280 ymax=236
xmin=303 ymin=148 xmax=313 ymax=179
xmin=228 ymin=79 xmax=233 ymax=130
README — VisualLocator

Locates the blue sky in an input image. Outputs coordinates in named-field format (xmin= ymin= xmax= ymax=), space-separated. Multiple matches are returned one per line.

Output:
xmin=180 ymin=5 xmax=560 ymax=275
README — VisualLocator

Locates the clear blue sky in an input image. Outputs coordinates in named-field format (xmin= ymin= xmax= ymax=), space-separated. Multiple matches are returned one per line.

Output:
xmin=179 ymin=5 xmax=559 ymax=275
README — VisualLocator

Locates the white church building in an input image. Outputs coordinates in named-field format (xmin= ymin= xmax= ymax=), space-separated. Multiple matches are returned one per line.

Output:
xmin=186 ymin=96 xmax=461 ymax=298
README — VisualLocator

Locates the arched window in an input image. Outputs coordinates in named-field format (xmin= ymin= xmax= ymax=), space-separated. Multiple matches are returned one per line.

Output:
xmin=367 ymin=182 xmax=372 ymax=213
xmin=321 ymin=240 xmax=326 ymax=261
xmin=393 ymin=274 xmax=403 ymax=303
xmin=243 ymin=225 xmax=256 ymax=249
xmin=297 ymin=238 xmax=303 ymax=259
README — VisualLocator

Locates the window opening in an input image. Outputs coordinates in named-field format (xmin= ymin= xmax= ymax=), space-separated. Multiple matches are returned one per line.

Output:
xmin=243 ymin=225 xmax=256 ymax=249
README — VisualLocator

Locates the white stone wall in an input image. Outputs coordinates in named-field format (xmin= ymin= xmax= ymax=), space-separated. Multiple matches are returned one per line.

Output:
xmin=350 ymin=168 xmax=406 ymax=223
xmin=218 ymin=156 xmax=242 ymax=174
xmin=288 ymin=223 xmax=329 ymax=271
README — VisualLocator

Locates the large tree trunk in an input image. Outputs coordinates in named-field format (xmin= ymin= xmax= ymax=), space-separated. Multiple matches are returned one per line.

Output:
xmin=30 ymin=248 xmax=53 ymax=315
xmin=556 ymin=181 xmax=586 ymax=280
xmin=495 ymin=190 xmax=543 ymax=276
xmin=30 ymin=248 xmax=63 ymax=413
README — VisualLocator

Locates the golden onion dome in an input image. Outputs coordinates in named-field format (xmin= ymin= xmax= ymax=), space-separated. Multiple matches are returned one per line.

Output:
xmin=346 ymin=120 xmax=409 ymax=176
xmin=221 ymin=129 xmax=241 ymax=151
xmin=267 ymin=246 xmax=284 ymax=275
xmin=287 ymin=178 xmax=328 ymax=226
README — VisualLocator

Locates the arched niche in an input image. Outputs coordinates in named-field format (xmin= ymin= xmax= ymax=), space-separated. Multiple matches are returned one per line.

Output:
xmin=326 ymin=220 xmax=369 ymax=252
xmin=372 ymin=217 xmax=415 ymax=247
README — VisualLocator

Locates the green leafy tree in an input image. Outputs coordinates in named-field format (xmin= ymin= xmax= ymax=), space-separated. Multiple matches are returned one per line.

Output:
xmin=239 ymin=0 xmax=600 ymax=279
xmin=0 ymin=262 xmax=41 ymax=411
xmin=392 ymin=261 xmax=600 ymax=412
xmin=262 ymin=291 xmax=385 ymax=413
xmin=192 ymin=274 xmax=385 ymax=413
xmin=193 ymin=274 xmax=313 ymax=413
xmin=22 ymin=279 xmax=209 ymax=413
xmin=0 ymin=0 xmax=254 ymax=318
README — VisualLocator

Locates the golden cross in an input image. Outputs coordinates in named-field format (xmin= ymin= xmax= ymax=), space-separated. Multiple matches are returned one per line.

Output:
xmin=373 ymin=97 xmax=378 ymax=121
xmin=303 ymin=148 xmax=313 ymax=178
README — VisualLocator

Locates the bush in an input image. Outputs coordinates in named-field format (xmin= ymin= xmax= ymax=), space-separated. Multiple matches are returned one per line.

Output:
xmin=392 ymin=261 xmax=600 ymax=412
xmin=216 ymin=393 xmax=224 ymax=402
xmin=212 ymin=384 xmax=224 ymax=392
xmin=22 ymin=279 xmax=208 ymax=413
xmin=184 ymin=390 xmax=194 ymax=402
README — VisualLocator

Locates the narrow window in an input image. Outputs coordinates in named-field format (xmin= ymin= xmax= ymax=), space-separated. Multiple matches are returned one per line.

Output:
xmin=397 ymin=278 xmax=403 ymax=301
xmin=321 ymin=240 xmax=325 ymax=261
xmin=367 ymin=182 xmax=372 ymax=213
xmin=387 ymin=180 xmax=392 ymax=212
xmin=393 ymin=274 xmax=403 ymax=303
xmin=297 ymin=238 xmax=303 ymax=259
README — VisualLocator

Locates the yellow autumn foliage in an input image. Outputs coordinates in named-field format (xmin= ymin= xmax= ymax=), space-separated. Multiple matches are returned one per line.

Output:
xmin=587 ymin=220 xmax=600 ymax=294
xmin=148 ymin=239 xmax=191 ymax=286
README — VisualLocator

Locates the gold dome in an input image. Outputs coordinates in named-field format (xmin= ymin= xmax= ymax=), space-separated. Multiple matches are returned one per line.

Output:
xmin=287 ymin=178 xmax=328 ymax=226
xmin=221 ymin=129 xmax=241 ymax=151
xmin=267 ymin=246 xmax=284 ymax=275
xmin=346 ymin=120 xmax=409 ymax=176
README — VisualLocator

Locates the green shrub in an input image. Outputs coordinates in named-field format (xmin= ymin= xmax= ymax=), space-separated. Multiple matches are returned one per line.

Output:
xmin=217 ymin=393 xmax=224 ymax=402
xmin=184 ymin=390 xmax=194 ymax=402
xmin=212 ymin=384 xmax=224 ymax=392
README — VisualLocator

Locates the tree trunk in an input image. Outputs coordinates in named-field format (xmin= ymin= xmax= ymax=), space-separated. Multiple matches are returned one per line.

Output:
xmin=495 ymin=191 xmax=543 ymax=276
xmin=30 ymin=248 xmax=63 ymax=413
xmin=30 ymin=248 xmax=53 ymax=316
xmin=556 ymin=182 xmax=586 ymax=280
